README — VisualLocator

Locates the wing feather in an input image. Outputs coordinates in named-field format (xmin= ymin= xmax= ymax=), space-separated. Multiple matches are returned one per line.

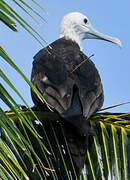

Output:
xmin=31 ymin=38 xmax=104 ymax=121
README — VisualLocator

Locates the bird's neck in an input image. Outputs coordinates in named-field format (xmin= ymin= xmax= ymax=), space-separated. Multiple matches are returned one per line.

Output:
xmin=60 ymin=29 xmax=83 ymax=50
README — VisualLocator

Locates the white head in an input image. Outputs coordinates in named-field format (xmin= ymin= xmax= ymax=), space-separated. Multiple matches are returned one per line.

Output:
xmin=60 ymin=12 xmax=121 ymax=50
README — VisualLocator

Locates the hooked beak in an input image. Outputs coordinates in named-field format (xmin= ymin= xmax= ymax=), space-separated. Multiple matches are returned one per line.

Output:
xmin=85 ymin=26 xmax=122 ymax=48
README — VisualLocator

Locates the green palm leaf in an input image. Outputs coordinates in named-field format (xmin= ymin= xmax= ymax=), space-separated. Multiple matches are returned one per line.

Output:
xmin=84 ymin=113 xmax=130 ymax=180
xmin=0 ymin=10 xmax=17 ymax=31
xmin=1 ymin=110 xmax=130 ymax=179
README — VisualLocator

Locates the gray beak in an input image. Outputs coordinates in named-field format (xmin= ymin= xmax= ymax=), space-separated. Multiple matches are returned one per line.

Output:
xmin=86 ymin=26 xmax=122 ymax=48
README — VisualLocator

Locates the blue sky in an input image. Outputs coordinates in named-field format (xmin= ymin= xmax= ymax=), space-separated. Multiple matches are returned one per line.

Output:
xmin=1 ymin=0 xmax=130 ymax=112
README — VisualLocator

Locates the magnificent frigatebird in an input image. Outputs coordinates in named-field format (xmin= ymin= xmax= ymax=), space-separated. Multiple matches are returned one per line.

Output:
xmin=31 ymin=12 xmax=121 ymax=171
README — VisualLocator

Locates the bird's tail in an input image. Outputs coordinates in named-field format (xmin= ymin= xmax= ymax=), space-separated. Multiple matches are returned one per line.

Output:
xmin=60 ymin=86 xmax=95 ymax=171
xmin=62 ymin=117 xmax=95 ymax=172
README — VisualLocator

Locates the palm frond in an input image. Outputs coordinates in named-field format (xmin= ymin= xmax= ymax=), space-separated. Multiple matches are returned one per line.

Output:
xmin=0 ymin=1 xmax=54 ymax=178
xmin=0 ymin=0 xmax=47 ymax=45
xmin=1 ymin=109 xmax=129 ymax=179
xmin=83 ymin=112 xmax=130 ymax=180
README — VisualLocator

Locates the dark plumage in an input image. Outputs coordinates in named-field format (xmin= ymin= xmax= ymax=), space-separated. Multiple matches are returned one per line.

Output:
xmin=31 ymin=38 xmax=104 ymax=169
xmin=31 ymin=37 xmax=104 ymax=119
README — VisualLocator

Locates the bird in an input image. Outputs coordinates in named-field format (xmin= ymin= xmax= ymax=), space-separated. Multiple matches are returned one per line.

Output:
xmin=31 ymin=12 xmax=121 ymax=172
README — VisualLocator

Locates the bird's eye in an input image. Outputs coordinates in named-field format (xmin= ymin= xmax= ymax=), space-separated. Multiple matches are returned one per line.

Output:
xmin=84 ymin=18 xmax=88 ymax=24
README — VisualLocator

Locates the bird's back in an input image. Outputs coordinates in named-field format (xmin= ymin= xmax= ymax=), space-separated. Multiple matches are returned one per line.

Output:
xmin=31 ymin=38 xmax=104 ymax=170
xmin=31 ymin=38 xmax=104 ymax=124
